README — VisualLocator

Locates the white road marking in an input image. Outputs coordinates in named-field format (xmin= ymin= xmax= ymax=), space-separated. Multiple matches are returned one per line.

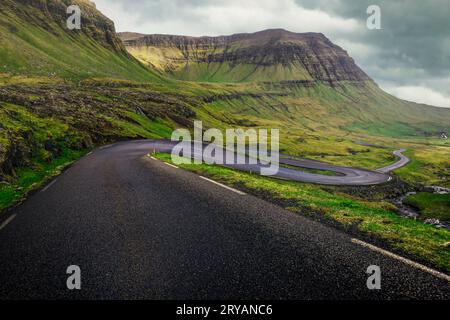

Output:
xmin=0 ymin=214 xmax=17 ymax=231
xmin=164 ymin=162 xmax=179 ymax=169
xmin=200 ymin=176 xmax=246 ymax=195
xmin=351 ymin=238 xmax=450 ymax=282
xmin=42 ymin=179 xmax=58 ymax=192
xmin=99 ymin=144 xmax=113 ymax=150
xmin=86 ymin=151 xmax=93 ymax=156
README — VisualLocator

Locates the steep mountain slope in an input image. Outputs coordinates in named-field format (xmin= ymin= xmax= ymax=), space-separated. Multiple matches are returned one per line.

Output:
xmin=120 ymin=29 xmax=450 ymax=138
xmin=0 ymin=0 xmax=162 ymax=81
xmin=0 ymin=0 xmax=190 ymax=186
xmin=119 ymin=29 xmax=371 ymax=83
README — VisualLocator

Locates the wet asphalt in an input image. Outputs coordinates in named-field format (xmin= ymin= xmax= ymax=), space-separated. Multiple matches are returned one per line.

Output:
xmin=0 ymin=140 xmax=447 ymax=300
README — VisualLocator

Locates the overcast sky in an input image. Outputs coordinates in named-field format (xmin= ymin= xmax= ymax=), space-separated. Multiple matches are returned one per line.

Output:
xmin=92 ymin=0 xmax=450 ymax=108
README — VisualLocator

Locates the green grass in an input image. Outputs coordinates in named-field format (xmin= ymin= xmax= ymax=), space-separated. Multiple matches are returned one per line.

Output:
xmin=154 ymin=152 xmax=450 ymax=272
xmin=0 ymin=102 xmax=89 ymax=212
xmin=404 ymin=193 xmax=450 ymax=221
xmin=0 ymin=0 xmax=165 ymax=83
xmin=172 ymin=61 xmax=314 ymax=83
xmin=0 ymin=147 xmax=86 ymax=211
xmin=107 ymin=113 xmax=174 ymax=139
xmin=394 ymin=146 xmax=450 ymax=187
xmin=345 ymin=122 xmax=419 ymax=138
xmin=126 ymin=44 xmax=315 ymax=83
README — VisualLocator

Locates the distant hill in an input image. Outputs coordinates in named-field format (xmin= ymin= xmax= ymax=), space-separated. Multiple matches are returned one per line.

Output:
xmin=118 ymin=28 xmax=450 ymax=138
xmin=119 ymin=29 xmax=371 ymax=83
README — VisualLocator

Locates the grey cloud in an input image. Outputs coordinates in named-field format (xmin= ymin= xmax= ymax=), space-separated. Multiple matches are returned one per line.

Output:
xmin=296 ymin=0 xmax=450 ymax=90
xmin=294 ymin=0 xmax=450 ymax=104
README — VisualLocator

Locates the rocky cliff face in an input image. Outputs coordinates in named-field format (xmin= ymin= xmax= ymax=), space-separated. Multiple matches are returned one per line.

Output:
xmin=4 ymin=0 xmax=126 ymax=52
xmin=120 ymin=29 xmax=371 ymax=83
xmin=0 ymin=0 xmax=160 ymax=81
xmin=0 ymin=0 xmax=163 ymax=180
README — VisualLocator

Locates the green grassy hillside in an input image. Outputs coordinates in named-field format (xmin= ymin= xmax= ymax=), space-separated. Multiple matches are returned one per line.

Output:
xmin=0 ymin=0 xmax=163 ymax=82
xmin=121 ymin=30 xmax=450 ymax=185
xmin=193 ymin=80 xmax=450 ymax=186
xmin=405 ymin=193 xmax=450 ymax=221
xmin=124 ymin=46 xmax=317 ymax=83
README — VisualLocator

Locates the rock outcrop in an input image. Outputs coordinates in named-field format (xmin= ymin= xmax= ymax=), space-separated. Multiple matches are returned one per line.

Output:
xmin=5 ymin=0 xmax=126 ymax=52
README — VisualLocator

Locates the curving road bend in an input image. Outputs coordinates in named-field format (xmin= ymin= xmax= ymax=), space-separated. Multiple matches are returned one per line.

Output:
xmin=276 ymin=156 xmax=389 ymax=185
xmin=377 ymin=149 xmax=410 ymax=173
xmin=149 ymin=140 xmax=409 ymax=186
xmin=0 ymin=140 xmax=447 ymax=299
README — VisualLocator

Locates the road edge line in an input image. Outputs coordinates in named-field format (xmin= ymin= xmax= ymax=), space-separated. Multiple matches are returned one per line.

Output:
xmin=351 ymin=238 xmax=450 ymax=282
xmin=41 ymin=179 xmax=58 ymax=192
xmin=99 ymin=144 xmax=113 ymax=150
xmin=199 ymin=176 xmax=246 ymax=195
xmin=164 ymin=162 xmax=179 ymax=169
xmin=0 ymin=214 xmax=17 ymax=231
xmin=146 ymin=155 xmax=245 ymax=195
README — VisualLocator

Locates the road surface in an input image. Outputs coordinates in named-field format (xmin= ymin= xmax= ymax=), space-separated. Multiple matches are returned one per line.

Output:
xmin=0 ymin=140 xmax=447 ymax=299
xmin=377 ymin=149 xmax=410 ymax=173
xmin=155 ymin=140 xmax=408 ymax=186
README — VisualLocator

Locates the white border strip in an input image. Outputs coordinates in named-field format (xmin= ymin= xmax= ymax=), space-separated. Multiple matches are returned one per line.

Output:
xmin=0 ymin=214 xmax=17 ymax=231
xmin=99 ymin=144 xmax=113 ymax=150
xmin=200 ymin=176 xmax=246 ymax=195
xmin=351 ymin=238 xmax=450 ymax=282
xmin=42 ymin=179 xmax=58 ymax=192
xmin=164 ymin=162 xmax=179 ymax=169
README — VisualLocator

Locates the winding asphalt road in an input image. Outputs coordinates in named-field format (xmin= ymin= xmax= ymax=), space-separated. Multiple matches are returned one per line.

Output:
xmin=377 ymin=149 xmax=410 ymax=173
xmin=0 ymin=140 xmax=448 ymax=300
xmin=153 ymin=140 xmax=407 ymax=186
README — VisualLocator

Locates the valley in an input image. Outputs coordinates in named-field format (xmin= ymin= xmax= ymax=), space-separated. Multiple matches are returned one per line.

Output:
xmin=0 ymin=0 xmax=449 ymax=278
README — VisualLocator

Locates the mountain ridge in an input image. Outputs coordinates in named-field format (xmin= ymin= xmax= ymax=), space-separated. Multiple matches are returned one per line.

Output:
xmin=119 ymin=29 xmax=371 ymax=83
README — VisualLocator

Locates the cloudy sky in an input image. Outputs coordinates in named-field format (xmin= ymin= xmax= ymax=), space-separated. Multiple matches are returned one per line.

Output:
xmin=92 ymin=0 xmax=450 ymax=108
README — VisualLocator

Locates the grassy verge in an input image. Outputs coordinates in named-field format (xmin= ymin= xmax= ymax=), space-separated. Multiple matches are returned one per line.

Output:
xmin=0 ymin=147 xmax=86 ymax=212
xmin=404 ymin=193 xmax=450 ymax=221
xmin=154 ymin=152 xmax=450 ymax=272
xmin=395 ymin=146 xmax=450 ymax=188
